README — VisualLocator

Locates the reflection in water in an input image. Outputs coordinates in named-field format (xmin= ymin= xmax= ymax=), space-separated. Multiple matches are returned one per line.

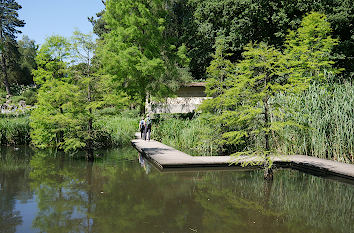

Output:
xmin=0 ymin=146 xmax=353 ymax=233
xmin=0 ymin=147 xmax=33 ymax=233
xmin=138 ymin=153 xmax=151 ymax=174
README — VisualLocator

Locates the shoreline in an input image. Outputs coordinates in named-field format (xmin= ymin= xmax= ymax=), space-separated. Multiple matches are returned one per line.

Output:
xmin=131 ymin=133 xmax=354 ymax=184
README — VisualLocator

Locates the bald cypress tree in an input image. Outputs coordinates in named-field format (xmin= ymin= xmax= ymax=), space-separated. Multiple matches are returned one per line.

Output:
xmin=0 ymin=0 xmax=25 ymax=95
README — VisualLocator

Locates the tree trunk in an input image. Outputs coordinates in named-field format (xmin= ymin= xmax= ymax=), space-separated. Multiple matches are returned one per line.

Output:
xmin=86 ymin=60 xmax=93 ymax=156
xmin=86 ymin=149 xmax=94 ymax=161
xmin=263 ymin=95 xmax=273 ymax=180
xmin=87 ymin=80 xmax=93 ymax=154
xmin=1 ymin=52 xmax=11 ymax=95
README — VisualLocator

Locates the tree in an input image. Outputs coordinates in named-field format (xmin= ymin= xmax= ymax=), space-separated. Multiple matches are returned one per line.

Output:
xmin=30 ymin=33 xmax=129 ymax=156
xmin=88 ymin=0 xmax=109 ymax=38
xmin=17 ymin=35 xmax=37 ymax=85
xmin=187 ymin=0 xmax=354 ymax=78
xmin=163 ymin=0 xmax=211 ymax=80
xmin=30 ymin=35 xmax=89 ymax=152
xmin=0 ymin=0 xmax=25 ymax=95
xmin=200 ymin=12 xmax=342 ymax=180
xmin=1 ymin=37 xmax=21 ymax=88
xmin=202 ymin=42 xmax=285 ymax=180
xmin=99 ymin=0 xmax=190 ymax=114
xmin=32 ymin=35 xmax=71 ymax=85
xmin=283 ymin=12 xmax=342 ymax=86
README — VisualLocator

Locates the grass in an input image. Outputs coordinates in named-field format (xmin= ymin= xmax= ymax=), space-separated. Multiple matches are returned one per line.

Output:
xmin=0 ymin=116 xmax=31 ymax=145
xmin=151 ymin=82 xmax=353 ymax=164
xmin=152 ymin=114 xmax=220 ymax=156
xmin=0 ymin=108 xmax=139 ymax=150
xmin=277 ymin=82 xmax=353 ymax=163
xmin=94 ymin=113 xmax=139 ymax=148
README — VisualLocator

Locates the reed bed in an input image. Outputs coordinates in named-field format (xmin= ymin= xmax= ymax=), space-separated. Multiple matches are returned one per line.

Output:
xmin=152 ymin=83 xmax=353 ymax=163
xmin=94 ymin=115 xmax=139 ymax=147
xmin=277 ymin=82 xmax=353 ymax=163
xmin=0 ymin=116 xmax=31 ymax=145
xmin=152 ymin=115 xmax=219 ymax=156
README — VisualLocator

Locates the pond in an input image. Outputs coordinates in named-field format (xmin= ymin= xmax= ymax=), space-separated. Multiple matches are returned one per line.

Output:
xmin=0 ymin=146 xmax=353 ymax=233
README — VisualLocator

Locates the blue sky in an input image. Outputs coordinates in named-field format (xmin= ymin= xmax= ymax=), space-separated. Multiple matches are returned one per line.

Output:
xmin=17 ymin=0 xmax=105 ymax=45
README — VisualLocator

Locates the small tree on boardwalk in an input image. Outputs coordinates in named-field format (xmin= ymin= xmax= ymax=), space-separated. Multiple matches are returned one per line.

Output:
xmin=202 ymin=42 xmax=285 ymax=180
xmin=200 ymin=12 xmax=340 ymax=180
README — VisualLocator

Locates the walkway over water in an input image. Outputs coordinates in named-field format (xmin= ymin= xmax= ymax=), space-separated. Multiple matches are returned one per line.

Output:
xmin=132 ymin=133 xmax=354 ymax=182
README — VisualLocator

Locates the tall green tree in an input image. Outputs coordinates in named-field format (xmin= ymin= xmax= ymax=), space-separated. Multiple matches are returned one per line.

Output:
xmin=200 ymin=12 xmax=342 ymax=179
xmin=100 ymin=0 xmax=190 ymax=114
xmin=18 ymin=36 xmax=37 ymax=70
xmin=88 ymin=0 xmax=109 ymax=38
xmin=202 ymin=42 xmax=285 ymax=179
xmin=30 ymin=33 xmax=128 ymax=155
xmin=187 ymin=0 xmax=354 ymax=78
xmin=17 ymin=35 xmax=37 ymax=85
xmin=30 ymin=36 xmax=89 ymax=152
xmin=0 ymin=0 xmax=25 ymax=95
xmin=282 ymin=12 xmax=342 ymax=86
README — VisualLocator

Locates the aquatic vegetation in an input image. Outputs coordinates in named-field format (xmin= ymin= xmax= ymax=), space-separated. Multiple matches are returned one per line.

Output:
xmin=278 ymin=82 xmax=354 ymax=163
xmin=152 ymin=115 xmax=220 ymax=156
xmin=94 ymin=115 xmax=139 ymax=147
xmin=0 ymin=116 xmax=30 ymax=145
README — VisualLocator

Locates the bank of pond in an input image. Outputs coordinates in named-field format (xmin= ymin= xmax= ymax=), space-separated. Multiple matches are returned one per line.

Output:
xmin=0 ymin=82 xmax=353 ymax=164
xmin=0 ymin=146 xmax=353 ymax=233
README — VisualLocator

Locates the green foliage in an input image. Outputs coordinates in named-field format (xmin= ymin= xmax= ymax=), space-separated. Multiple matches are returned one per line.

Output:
xmin=94 ymin=115 xmax=139 ymax=147
xmin=152 ymin=115 xmax=219 ymax=156
xmin=282 ymin=12 xmax=342 ymax=86
xmin=201 ymin=42 xmax=285 ymax=158
xmin=277 ymin=82 xmax=354 ymax=163
xmin=30 ymin=35 xmax=85 ymax=152
xmin=32 ymin=35 xmax=71 ymax=85
xmin=200 ymin=12 xmax=342 ymax=164
xmin=30 ymin=32 xmax=133 ymax=153
xmin=0 ymin=0 xmax=25 ymax=94
xmin=187 ymin=0 xmax=354 ymax=78
xmin=21 ymin=86 xmax=37 ymax=105
xmin=88 ymin=3 xmax=109 ymax=38
xmin=30 ymin=79 xmax=88 ymax=152
xmin=10 ymin=95 xmax=25 ymax=103
xmin=0 ymin=116 xmax=30 ymax=145
xmin=100 ymin=0 xmax=191 ymax=113
xmin=16 ymin=35 xmax=38 ymax=85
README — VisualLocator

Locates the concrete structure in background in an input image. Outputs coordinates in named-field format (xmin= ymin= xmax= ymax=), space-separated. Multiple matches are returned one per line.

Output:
xmin=146 ymin=82 xmax=210 ymax=114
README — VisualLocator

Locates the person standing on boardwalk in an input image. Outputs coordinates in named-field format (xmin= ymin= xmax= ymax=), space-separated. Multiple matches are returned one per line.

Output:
xmin=144 ymin=114 xmax=152 ymax=141
xmin=139 ymin=117 xmax=145 ymax=139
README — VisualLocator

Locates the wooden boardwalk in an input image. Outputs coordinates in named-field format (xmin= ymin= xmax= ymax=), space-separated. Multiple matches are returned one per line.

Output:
xmin=131 ymin=133 xmax=354 ymax=182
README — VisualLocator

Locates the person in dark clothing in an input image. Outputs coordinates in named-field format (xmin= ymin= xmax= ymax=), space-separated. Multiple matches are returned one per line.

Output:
xmin=139 ymin=117 xmax=145 ymax=139
xmin=144 ymin=114 xmax=152 ymax=141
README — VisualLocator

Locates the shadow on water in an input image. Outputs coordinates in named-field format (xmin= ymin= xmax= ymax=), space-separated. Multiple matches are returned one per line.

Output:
xmin=0 ymin=146 xmax=353 ymax=233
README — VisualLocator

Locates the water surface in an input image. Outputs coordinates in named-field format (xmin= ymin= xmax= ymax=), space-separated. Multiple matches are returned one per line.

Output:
xmin=0 ymin=146 xmax=353 ymax=233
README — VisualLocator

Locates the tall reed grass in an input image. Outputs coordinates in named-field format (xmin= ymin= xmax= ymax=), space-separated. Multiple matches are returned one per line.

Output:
xmin=94 ymin=115 xmax=139 ymax=147
xmin=0 ymin=116 xmax=31 ymax=145
xmin=152 ymin=115 xmax=219 ymax=156
xmin=277 ymin=82 xmax=353 ymax=163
